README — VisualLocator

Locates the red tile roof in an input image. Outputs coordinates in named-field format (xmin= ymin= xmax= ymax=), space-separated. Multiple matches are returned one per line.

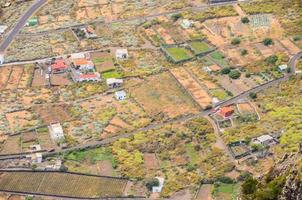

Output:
xmin=79 ymin=73 xmax=99 ymax=79
xmin=52 ymin=60 xmax=68 ymax=70
xmin=219 ymin=106 xmax=234 ymax=117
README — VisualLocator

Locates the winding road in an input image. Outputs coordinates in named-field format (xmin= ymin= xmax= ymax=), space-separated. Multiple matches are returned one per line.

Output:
xmin=0 ymin=0 xmax=47 ymax=52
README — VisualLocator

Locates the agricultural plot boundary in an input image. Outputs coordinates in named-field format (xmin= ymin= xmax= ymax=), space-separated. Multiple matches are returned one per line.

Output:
xmin=0 ymin=170 xmax=139 ymax=199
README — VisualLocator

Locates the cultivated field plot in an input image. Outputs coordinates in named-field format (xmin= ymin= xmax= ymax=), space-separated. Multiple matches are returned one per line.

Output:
xmin=32 ymin=104 xmax=71 ymax=124
xmin=0 ymin=66 xmax=11 ymax=89
xmin=130 ymin=72 xmax=198 ymax=119
xmin=5 ymin=66 xmax=24 ymax=90
xmin=237 ymin=102 xmax=256 ymax=115
xmin=144 ymin=153 xmax=160 ymax=171
xmin=170 ymin=68 xmax=212 ymax=109
xmin=189 ymin=41 xmax=213 ymax=55
xmin=5 ymin=110 xmax=40 ymax=133
xmin=163 ymin=46 xmax=194 ymax=63
xmin=209 ymin=51 xmax=230 ymax=68
xmin=51 ymin=73 xmax=72 ymax=86
xmin=0 ymin=136 xmax=21 ymax=155
xmin=0 ymin=172 xmax=128 ymax=198
xmin=91 ymin=51 xmax=115 ymax=73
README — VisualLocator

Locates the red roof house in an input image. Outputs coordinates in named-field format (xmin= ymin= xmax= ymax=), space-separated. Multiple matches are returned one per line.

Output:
xmin=218 ymin=106 xmax=234 ymax=118
xmin=52 ymin=60 xmax=68 ymax=73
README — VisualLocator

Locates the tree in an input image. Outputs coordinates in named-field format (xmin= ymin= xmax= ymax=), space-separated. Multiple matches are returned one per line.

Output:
xmin=171 ymin=13 xmax=182 ymax=22
xmin=242 ymin=176 xmax=258 ymax=195
xmin=263 ymin=38 xmax=273 ymax=46
xmin=265 ymin=55 xmax=278 ymax=65
xmin=241 ymin=49 xmax=248 ymax=56
xmin=231 ymin=38 xmax=241 ymax=45
xmin=221 ymin=67 xmax=231 ymax=74
xmin=145 ymin=178 xmax=159 ymax=191
xmin=241 ymin=17 xmax=250 ymax=24
xmin=249 ymin=92 xmax=257 ymax=99
xmin=228 ymin=70 xmax=241 ymax=79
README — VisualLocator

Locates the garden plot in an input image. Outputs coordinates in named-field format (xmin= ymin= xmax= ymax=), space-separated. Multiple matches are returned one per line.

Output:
xmin=119 ymin=50 xmax=165 ymax=77
xmin=237 ymin=102 xmax=257 ymax=116
xmin=5 ymin=110 xmax=40 ymax=133
xmin=144 ymin=153 xmax=160 ymax=171
xmin=36 ymin=127 xmax=56 ymax=150
xmin=5 ymin=66 xmax=24 ymax=90
xmin=0 ymin=171 xmax=128 ymax=198
xmin=130 ymin=72 xmax=198 ymax=119
xmin=189 ymin=40 xmax=214 ymax=55
xmin=170 ymin=67 xmax=212 ymax=109
xmin=162 ymin=46 xmax=194 ymax=63
xmin=0 ymin=136 xmax=21 ymax=155
xmin=33 ymin=104 xmax=71 ymax=125
xmin=51 ymin=73 xmax=72 ymax=86
xmin=0 ymin=66 xmax=12 ymax=90
xmin=217 ymin=75 xmax=251 ymax=96
xmin=209 ymin=51 xmax=230 ymax=68
xmin=279 ymin=39 xmax=301 ymax=55
xmin=65 ymin=94 xmax=150 ymax=142
xmin=18 ymin=64 xmax=35 ymax=89
xmin=19 ymin=88 xmax=52 ymax=105
xmin=91 ymin=51 xmax=115 ymax=73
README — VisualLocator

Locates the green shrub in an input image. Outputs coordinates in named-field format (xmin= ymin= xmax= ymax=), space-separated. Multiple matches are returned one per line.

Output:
xmin=241 ymin=49 xmax=248 ymax=56
xmin=221 ymin=67 xmax=231 ymax=74
xmin=241 ymin=17 xmax=250 ymax=24
xmin=171 ymin=13 xmax=182 ymax=21
xmin=228 ymin=70 xmax=241 ymax=79
xmin=249 ymin=92 xmax=257 ymax=99
xmin=231 ymin=38 xmax=241 ymax=45
xmin=145 ymin=178 xmax=159 ymax=191
xmin=263 ymin=38 xmax=273 ymax=46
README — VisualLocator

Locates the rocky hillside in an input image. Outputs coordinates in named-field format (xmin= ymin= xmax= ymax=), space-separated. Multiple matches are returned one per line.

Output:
xmin=241 ymin=144 xmax=302 ymax=200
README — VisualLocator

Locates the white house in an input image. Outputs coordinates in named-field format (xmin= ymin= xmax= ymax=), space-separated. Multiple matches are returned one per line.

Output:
xmin=152 ymin=177 xmax=165 ymax=193
xmin=0 ymin=25 xmax=8 ymax=35
xmin=181 ymin=19 xmax=193 ymax=29
xmin=253 ymin=135 xmax=276 ymax=147
xmin=116 ymin=49 xmax=128 ymax=59
xmin=115 ymin=90 xmax=127 ymax=101
xmin=106 ymin=78 xmax=123 ymax=88
xmin=278 ymin=64 xmax=288 ymax=72
xmin=48 ymin=123 xmax=65 ymax=142
xmin=0 ymin=53 xmax=4 ymax=65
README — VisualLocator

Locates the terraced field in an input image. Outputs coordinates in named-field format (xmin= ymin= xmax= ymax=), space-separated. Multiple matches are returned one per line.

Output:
xmin=0 ymin=172 xmax=128 ymax=198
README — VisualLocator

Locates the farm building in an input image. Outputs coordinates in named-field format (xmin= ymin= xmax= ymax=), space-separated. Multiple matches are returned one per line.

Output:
xmin=208 ymin=0 xmax=237 ymax=4
xmin=0 ymin=53 xmax=4 ymax=65
xmin=278 ymin=64 xmax=288 ymax=72
xmin=116 ymin=49 xmax=128 ymax=59
xmin=115 ymin=90 xmax=127 ymax=101
xmin=106 ymin=78 xmax=123 ymax=88
xmin=48 ymin=123 xmax=65 ymax=142
xmin=152 ymin=177 xmax=165 ymax=193
xmin=78 ymin=73 xmax=101 ymax=82
xmin=218 ymin=106 xmax=234 ymax=118
xmin=0 ymin=25 xmax=8 ymax=35
xmin=51 ymin=59 xmax=69 ymax=73
xmin=181 ymin=19 xmax=193 ymax=29
xmin=253 ymin=135 xmax=277 ymax=147
xmin=73 ymin=59 xmax=95 ymax=71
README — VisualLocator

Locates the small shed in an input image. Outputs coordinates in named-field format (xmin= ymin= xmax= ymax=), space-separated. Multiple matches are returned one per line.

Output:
xmin=0 ymin=25 xmax=8 ymax=35
xmin=116 ymin=49 xmax=128 ymax=59
xmin=152 ymin=177 xmax=165 ymax=193
xmin=278 ymin=64 xmax=288 ymax=72
xmin=115 ymin=90 xmax=127 ymax=101
xmin=181 ymin=19 xmax=193 ymax=29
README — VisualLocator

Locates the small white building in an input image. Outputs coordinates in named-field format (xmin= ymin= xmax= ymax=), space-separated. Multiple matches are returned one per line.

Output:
xmin=152 ymin=177 xmax=165 ymax=193
xmin=106 ymin=78 xmax=123 ymax=88
xmin=115 ymin=90 xmax=127 ymax=101
xmin=181 ymin=19 xmax=193 ymax=29
xmin=278 ymin=64 xmax=288 ymax=72
xmin=253 ymin=135 xmax=276 ymax=147
xmin=0 ymin=25 xmax=8 ymax=35
xmin=73 ymin=59 xmax=95 ymax=71
xmin=48 ymin=123 xmax=65 ymax=142
xmin=0 ymin=53 xmax=4 ymax=65
xmin=116 ymin=49 xmax=128 ymax=59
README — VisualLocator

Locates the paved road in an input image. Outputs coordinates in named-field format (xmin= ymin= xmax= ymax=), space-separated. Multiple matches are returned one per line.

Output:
xmin=0 ymin=0 xmax=47 ymax=52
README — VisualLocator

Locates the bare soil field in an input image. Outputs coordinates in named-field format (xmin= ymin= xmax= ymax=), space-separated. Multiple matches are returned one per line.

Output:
xmin=170 ymin=68 xmax=212 ymax=109
xmin=50 ymin=73 xmax=72 ymax=86
xmin=97 ymin=160 xmax=114 ymax=176
xmin=143 ymin=153 xmax=160 ymax=171
xmin=196 ymin=184 xmax=213 ymax=200
xmin=33 ymin=104 xmax=71 ymax=125
xmin=130 ymin=72 xmax=198 ymax=119
xmin=6 ymin=110 xmax=40 ymax=133
xmin=0 ymin=67 xmax=12 ymax=90
xmin=237 ymin=103 xmax=256 ymax=115
xmin=0 ymin=136 xmax=21 ymax=155
xmin=5 ymin=66 xmax=24 ymax=90
xmin=32 ymin=69 xmax=47 ymax=87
